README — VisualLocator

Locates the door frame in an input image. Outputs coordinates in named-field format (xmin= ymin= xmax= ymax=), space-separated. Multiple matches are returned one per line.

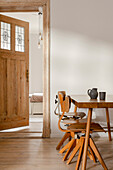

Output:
xmin=0 ymin=0 xmax=50 ymax=138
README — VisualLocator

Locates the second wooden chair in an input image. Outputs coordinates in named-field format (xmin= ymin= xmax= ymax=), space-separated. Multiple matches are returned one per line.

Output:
xmin=57 ymin=93 xmax=107 ymax=170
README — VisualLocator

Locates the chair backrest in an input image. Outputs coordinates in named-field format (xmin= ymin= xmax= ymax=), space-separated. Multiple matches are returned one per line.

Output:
xmin=58 ymin=91 xmax=66 ymax=112
xmin=58 ymin=91 xmax=66 ymax=100
xmin=58 ymin=92 xmax=71 ymax=113
xmin=58 ymin=94 xmax=72 ymax=133
xmin=62 ymin=96 xmax=70 ymax=113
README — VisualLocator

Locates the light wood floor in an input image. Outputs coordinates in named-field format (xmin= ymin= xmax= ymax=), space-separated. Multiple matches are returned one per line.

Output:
xmin=0 ymin=115 xmax=43 ymax=139
xmin=0 ymin=137 xmax=113 ymax=170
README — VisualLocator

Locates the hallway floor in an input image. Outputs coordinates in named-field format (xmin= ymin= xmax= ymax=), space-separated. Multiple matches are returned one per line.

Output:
xmin=0 ymin=115 xmax=43 ymax=139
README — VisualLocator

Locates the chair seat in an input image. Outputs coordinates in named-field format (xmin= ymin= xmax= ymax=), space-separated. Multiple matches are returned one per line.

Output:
xmin=67 ymin=123 xmax=105 ymax=132
xmin=62 ymin=118 xmax=89 ymax=124
xmin=64 ymin=112 xmax=86 ymax=119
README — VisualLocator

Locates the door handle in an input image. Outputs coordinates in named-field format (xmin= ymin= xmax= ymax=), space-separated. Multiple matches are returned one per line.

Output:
xmin=26 ymin=69 xmax=29 ymax=82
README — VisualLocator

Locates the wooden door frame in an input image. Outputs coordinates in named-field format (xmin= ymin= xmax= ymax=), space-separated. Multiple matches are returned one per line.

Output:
xmin=0 ymin=0 xmax=50 ymax=138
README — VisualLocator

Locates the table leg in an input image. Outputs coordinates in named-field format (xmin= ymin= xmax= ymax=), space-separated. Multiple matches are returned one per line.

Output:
xmin=106 ymin=108 xmax=112 ymax=141
xmin=81 ymin=108 xmax=92 ymax=170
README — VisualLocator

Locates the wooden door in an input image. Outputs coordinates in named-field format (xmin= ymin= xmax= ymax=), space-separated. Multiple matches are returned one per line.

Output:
xmin=0 ymin=14 xmax=29 ymax=130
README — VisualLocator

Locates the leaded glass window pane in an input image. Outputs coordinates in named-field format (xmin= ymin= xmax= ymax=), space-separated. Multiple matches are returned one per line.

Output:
xmin=1 ymin=22 xmax=11 ymax=50
xmin=15 ymin=26 xmax=25 ymax=52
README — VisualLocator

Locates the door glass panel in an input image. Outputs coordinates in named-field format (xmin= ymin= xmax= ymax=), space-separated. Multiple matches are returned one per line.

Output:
xmin=15 ymin=26 xmax=25 ymax=52
xmin=1 ymin=22 xmax=11 ymax=50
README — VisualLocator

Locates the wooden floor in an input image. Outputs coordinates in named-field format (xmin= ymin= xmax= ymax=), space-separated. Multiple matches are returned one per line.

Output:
xmin=0 ymin=115 xmax=43 ymax=139
xmin=0 ymin=137 xmax=113 ymax=170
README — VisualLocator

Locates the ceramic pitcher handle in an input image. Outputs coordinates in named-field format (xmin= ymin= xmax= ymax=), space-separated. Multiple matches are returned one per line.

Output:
xmin=87 ymin=89 xmax=91 ymax=96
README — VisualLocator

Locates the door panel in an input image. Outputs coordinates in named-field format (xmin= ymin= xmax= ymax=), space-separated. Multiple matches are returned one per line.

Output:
xmin=0 ymin=14 xmax=29 ymax=130
xmin=0 ymin=57 xmax=7 ymax=117
xmin=20 ymin=60 xmax=26 ymax=115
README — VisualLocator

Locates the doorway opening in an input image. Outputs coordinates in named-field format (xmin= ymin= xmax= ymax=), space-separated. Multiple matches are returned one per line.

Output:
xmin=0 ymin=11 xmax=43 ymax=137
xmin=0 ymin=0 xmax=50 ymax=138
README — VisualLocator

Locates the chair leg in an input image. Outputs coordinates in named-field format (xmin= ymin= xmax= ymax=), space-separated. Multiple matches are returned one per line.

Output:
xmin=59 ymin=139 xmax=73 ymax=154
xmin=65 ymin=137 xmax=96 ymax=167
xmin=63 ymin=138 xmax=76 ymax=161
xmin=67 ymin=138 xmax=82 ymax=165
xmin=75 ymin=138 xmax=84 ymax=170
xmin=69 ymin=135 xmax=71 ymax=141
xmin=88 ymin=145 xmax=97 ymax=163
xmin=56 ymin=132 xmax=71 ymax=150
xmin=90 ymin=137 xmax=108 ymax=170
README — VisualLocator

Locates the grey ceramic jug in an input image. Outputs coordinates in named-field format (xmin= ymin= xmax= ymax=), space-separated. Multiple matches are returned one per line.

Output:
xmin=87 ymin=88 xmax=98 ymax=99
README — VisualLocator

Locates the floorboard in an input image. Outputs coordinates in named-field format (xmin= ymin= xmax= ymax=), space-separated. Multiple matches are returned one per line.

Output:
xmin=0 ymin=115 xmax=43 ymax=139
xmin=0 ymin=137 xmax=113 ymax=170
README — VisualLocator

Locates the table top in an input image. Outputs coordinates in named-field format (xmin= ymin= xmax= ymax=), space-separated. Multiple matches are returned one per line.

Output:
xmin=71 ymin=95 xmax=113 ymax=108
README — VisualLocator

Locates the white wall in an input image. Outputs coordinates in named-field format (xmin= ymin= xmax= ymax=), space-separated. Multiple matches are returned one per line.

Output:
xmin=50 ymin=0 xmax=113 ymax=137
xmin=29 ymin=33 xmax=43 ymax=93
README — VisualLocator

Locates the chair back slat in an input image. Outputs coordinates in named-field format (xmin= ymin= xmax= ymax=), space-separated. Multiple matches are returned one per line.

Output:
xmin=62 ymin=96 xmax=70 ymax=112
xmin=58 ymin=93 xmax=71 ymax=113
xmin=58 ymin=91 xmax=66 ymax=112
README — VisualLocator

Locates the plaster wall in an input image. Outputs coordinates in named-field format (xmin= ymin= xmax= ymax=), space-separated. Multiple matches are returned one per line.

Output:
xmin=50 ymin=0 xmax=113 ymax=137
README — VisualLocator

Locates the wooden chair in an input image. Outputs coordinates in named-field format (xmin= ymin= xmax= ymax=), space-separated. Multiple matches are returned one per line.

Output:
xmin=58 ymin=93 xmax=108 ymax=170
xmin=55 ymin=91 xmax=86 ymax=150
